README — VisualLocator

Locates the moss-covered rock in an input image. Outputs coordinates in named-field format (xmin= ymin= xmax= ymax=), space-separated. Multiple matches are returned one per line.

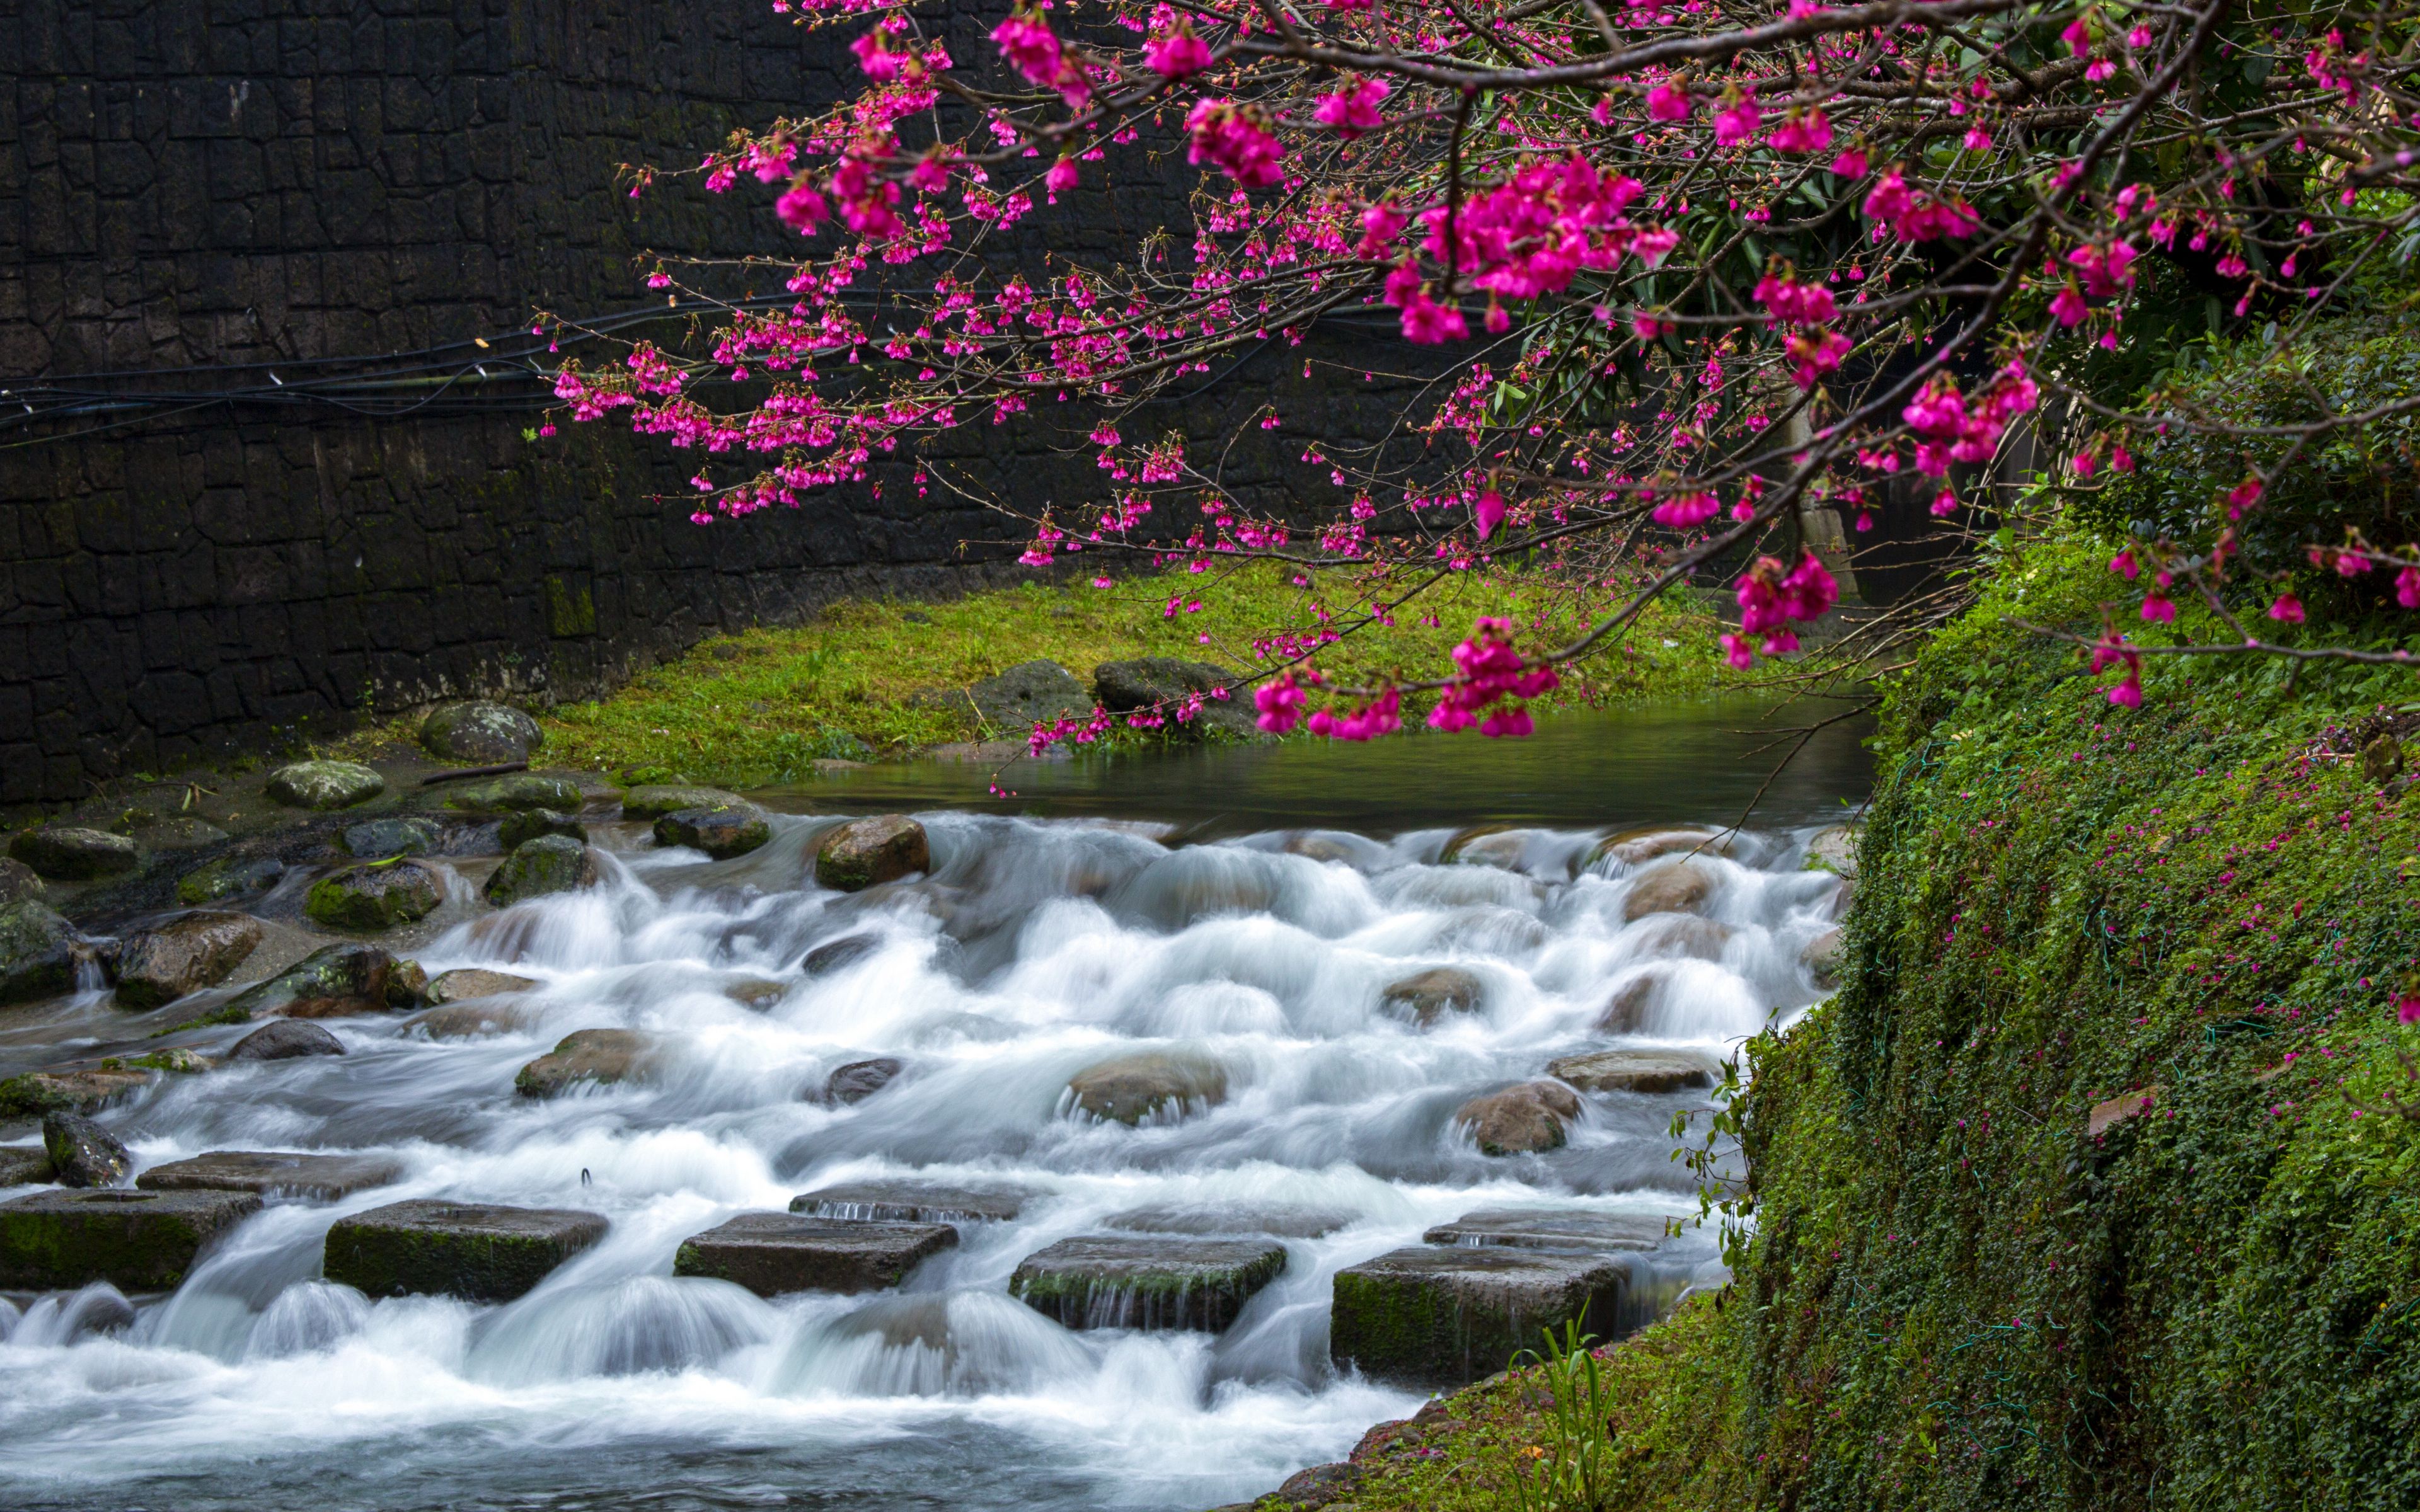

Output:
xmin=1451 ymin=1080 xmax=1580 ymax=1155
xmin=8 ymin=825 xmax=139 ymax=880
xmin=305 ymin=859 xmax=443 ymax=930
xmin=1063 ymin=1050 xmax=1227 ymax=1125
xmin=339 ymin=816 xmax=442 ymax=859
xmin=514 ymin=1028 xmax=661 ymax=1097
xmin=0 ymin=1187 xmax=263 ymax=1290
xmin=1330 ymin=1245 xmax=1630 ymax=1388
xmin=175 ymin=854 xmax=285 ymax=906
xmin=111 ymin=910 xmax=263 ymax=1010
xmin=652 ymin=806 xmax=770 ymax=859
xmin=0 ymin=857 xmax=42 ymax=906
xmin=497 ymin=808 xmax=586 ymax=851
xmin=814 ymin=814 xmax=930 ymax=890
xmin=264 ymin=760 xmax=385 ymax=810
xmin=42 ymin=1112 xmax=131 ymax=1187
xmin=0 ymin=1067 xmax=150 ymax=1118
xmin=419 ymin=701 xmax=542 ymax=763
xmin=424 ymin=968 xmax=539 ymax=1005
xmin=442 ymin=772 xmax=583 ymax=813
xmin=482 ymin=835 xmax=601 ymax=905
xmin=1378 ymin=966 xmax=1484 ymax=1026
xmin=672 ymin=1212 xmax=957 ymax=1296
xmin=222 ymin=942 xmax=395 ymax=1019
xmin=619 ymin=783 xmax=746 ymax=820
xmin=1010 ymin=1235 xmax=1286 ymax=1332
xmin=321 ymin=1198 xmax=608 ymax=1301
xmin=0 ymin=899 xmax=79 ymax=1005
xmin=137 ymin=1150 xmax=404 ymax=1201
xmin=0 ymin=1145 xmax=55 ymax=1186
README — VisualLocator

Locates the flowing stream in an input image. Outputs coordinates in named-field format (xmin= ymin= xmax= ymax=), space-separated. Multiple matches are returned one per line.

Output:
xmin=0 ymin=700 xmax=1868 ymax=1511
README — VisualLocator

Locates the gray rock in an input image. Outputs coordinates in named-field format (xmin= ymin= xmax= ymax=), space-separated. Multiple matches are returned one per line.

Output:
xmin=1629 ymin=914 xmax=1734 ymax=961
xmin=9 ymin=826 xmax=139 ymax=880
xmin=1453 ymin=1081 xmax=1581 ymax=1156
xmin=1804 ymin=823 xmax=1859 ymax=878
xmin=224 ymin=942 xmax=396 ymax=1019
xmin=1104 ymin=1203 xmax=1355 ymax=1239
xmin=387 ymin=958 xmax=430 ymax=1005
xmin=425 ymin=968 xmax=540 ymax=1005
xmin=802 ymin=933 xmax=880 ymax=975
xmin=322 ymin=1198 xmax=608 ymax=1302
xmin=484 ymin=835 xmax=602 ymax=905
xmin=825 ymin=1057 xmax=902 ymax=1104
xmin=1330 ymin=1245 xmax=1632 ymax=1387
xmin=0 ymin=900 xmax=79 ymax=1005
xmin=814 ymin=815 xmax=929 ymax=890
xmin=0 ymin=1187 xmax=263 ymax=1290
xmin=306 ymin=859 xmax=444 ymax=930
xmin=340 ymin=816 xmax=442 ymax=859
xmin=43 ymin=1113 xmax=132 ymax=1188
xmin=497 ymin=809 xmax=587 ymax=851
xmin=1441 ymin=826 xmax=1531 ymax=870
xmin=112 ymin=910 xmax=264 ymax=1010
xmin=137 ymin=1150 xmax=406 ymax=1201
xmin=1092 ymin=657 xmax=1257 ymax=736
xmin=514 ymin=1028 xmax=662 ymax=1097
xmin=1587 ymin=827 xmax=1732 ymax=870
xmin=1803 ymin=926 xmax=1845 ymax=987
xmin=790 ymin=1179 xmax=1034 ymax=1225
xmin=441 ymin=772 xmax=584 ymax=813
xmin=0 ymin=1067 xmax=151 ymax=1119
xmin=265 ymin=760 xmax=386 ymax=810
xmin=725 ymin=978 xmax=788 ymax=1011
xmin=673 ymin=1213 xmax=958 ymax=1296
xmin=420 ymin=701 xmax=543 ymax=764
xmin=1064 ymin=1050 xmax=1227 ymax=1125
xmin=176 ymin=854 xmax=285 ymax=906
xmin=1421 ymin=1208 xmax=1668 ymax=1251
xmin=1543 ymin=1050 xmax=1717 ymax=1096
xmin=968 ymin=660 xmax=1093 ymax=731
xmin=226 ymin=1019 xmax=347 ymax=1062
xmin=654 ymin=807 xmax=770 ymax=859
xmin=619 ymin=784 xmax=747 ymax=820
xmin=406 ymin=1000 xmax=541 ymax=1039
xmin=0 ymin=857 xmax=43 ymax=905
xmin=1622 ymin=860 xmax=1717 ymax=920
xmin=0 ymin=1145 xmax=55 ymax=1186
xmin=1010 ymin=1235 xmax=1287 ymax=1332
xmin=1378 ymin=966 xmax=1484 ymax=1027
xmin=1595 ymin=971 xmax=1669 ymax=1034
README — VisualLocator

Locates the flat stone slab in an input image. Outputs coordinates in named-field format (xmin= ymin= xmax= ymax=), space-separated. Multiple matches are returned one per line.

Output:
xmin=1543 ymin=1050 xmax=1719 ymax=1096
xmin=672 ymin=1212 xmax=957 ymax=1296
xmin=790 ymin=1179 xmax=1035 ymax=1225
xmin=1421 ymin=1208 xmax=1668 ymax=1252
xmin=138 ymin=1150 xmax=406 ymax=1202
xmin=323 ymin=1198 xmax=609 ymax=1302
xmin=1010 ymin=1235 xmax=1287 ymax=1332
xmin=0 ymin=1188 xmax=262 ymax=1290
xmin=0 ymin=1145 xmax=55 ymax=1185
xmin=1104 ymin=1203 xmax=1356 ymax=1239
xmin=1330 ymin=1245 xmax=1630 ymax=1388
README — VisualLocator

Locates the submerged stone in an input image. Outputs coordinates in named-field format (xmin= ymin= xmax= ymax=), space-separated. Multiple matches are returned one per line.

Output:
xmin=1330 ymin=1244 xmax=1630 ymax=1387
xmin=1453 ymin=1080 xmax=1581 ymax=1156
xmin=1378 ymin=966 xmax=1485 ymax=1027
xmin=1622 ymin=861 xmax=1717 ymax=920
xmin=306 ymin=860 xmax=444 ymax=931
xmin=1064 ymin=1050 xmax=1228 ymax=1125
xmin=1010 ymin=1235 xmax=1287 ymax=1332
xmin=814 ymin=815 xmax=930 ymax=890
xmin=0 ymin=900 xmax=79 ymax=1005
xmin=0 ymin=1145 xmax=55 ymax=1185
xmin=654 ymin=806 xmax=770 ymax=860
xmin=425 ymin=968 xmax=539 ymax=1004
xmin=1586 ymin=827 xmax=1731 ymax=870
xmin=483 ymin=835 xmax=601 ymax=905
xmin=673 ymin=1213 xmax=957 ymax=1296
xmin=0 ymin=1187 xmax=262 ymax=1290
xmin=112 ymin=910 xmax=263 ymax=1009
xmin=224 ymin=942 xmax=396 ymax=1019
xmin=137 ymin=1150 xmax=405 ymax=1201
xmin=405 ymin=1000 xmax=539 ymax=1040
xmin=497 ymin=808 xmax=586 ymax=851
xmin=619 ymin=784 xmax=746 ymax=820
xmin=1543 ymin=1050 xmax=1718 ymax=1096
xmin=0 ymin=1067 xmax=151 ymax=1118
xmin=265 ymin=760 xmax=386 ymax=811
xmin=419 ymin=701 xmax=543 ymax=764
xmin=11 ymin=827 xmax=140 ymax=880
xmin=824 ymin=1057 xmax=902 ymax=1104
xmin=322 ymin=1198 xmax=608 ymax=1302
xmin=43 ymin=1112 xmax=132 ymax=1187
xmin=514 ymin=1028 xmax=662 ymax=1097
xmin=802 ymin=933 xmax=880 ymax=975
xmin=442 ymin=772 xmax=583 ymax=813
xmin=790 ymin=1179 xmax=1034 ymax=1225
xmin=340 ymin=816 xmax=443 ymax=860
xmin=225 ymin=1019 xmax=347 ymax=1062
xmin=175 ymin=854 xmax=285 ymax=906
xmin=1421 ymin=1208 xmax=1668 ymax=1251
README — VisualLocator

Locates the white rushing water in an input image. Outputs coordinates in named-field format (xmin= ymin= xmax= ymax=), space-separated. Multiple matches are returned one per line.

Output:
xmin=0 ymin=811 xmax=1847 ymax=1511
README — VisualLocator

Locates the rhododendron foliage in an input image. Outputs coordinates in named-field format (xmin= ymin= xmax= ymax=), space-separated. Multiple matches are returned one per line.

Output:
xmin=546 ymin=0 xmax=2420 ymax=745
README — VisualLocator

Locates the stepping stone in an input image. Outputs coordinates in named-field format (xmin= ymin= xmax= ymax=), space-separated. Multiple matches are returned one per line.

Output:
xmin=1421 ymin=1208 xmax=1668 ymax=1252
xmin=424 ymin=968 xmax=540 ymax=1005
xmin=1330 ymin=1245 xmax=1630 ymax=1388
xmin=138 ymin=1150 xmax=406 ymax=1202
xmin=824 ymin=1057 xmax=902 ymax=1104
xmin=323 ymin=1198 xmax=608 ymax=1302
xmin=514 ymin=1028 xmax=664 ymax=1097
xmin=1543 ymin=1050 xmax=1718 ymax=1096
xmin=0 ymin=1188 xmax=262 ymax=1290
xmin=790 ymin=1179 xmax=1034 ymax=1225
xmin=672 ymin=1213 xmax=957 ymax=1296
xmin=1010 ymin=1236 xmax=1287 ymax=1332
xmin=814 ymin=815 xmax=930 ymax=890
xmin=112 ymin=910 xmax=263 ymax=1009
xmin=1103 ymin=1203 xmax=1356 ymax=1239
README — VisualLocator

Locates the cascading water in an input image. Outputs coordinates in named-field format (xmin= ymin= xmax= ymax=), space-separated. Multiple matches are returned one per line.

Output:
xmin=0 ymin=713 xmax=1862 ymax=1512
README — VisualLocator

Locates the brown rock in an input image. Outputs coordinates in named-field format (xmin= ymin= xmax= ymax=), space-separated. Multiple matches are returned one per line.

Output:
xmin=1545 ymin=1050 xmax=1718 ymax=1095
xmin=514 ymin=1028 xmax=664 ymax=1097
xmin=112 ymin=911 xmax=264 ymax=1011
xmin=1378 ymin=966 xmax=1484 ymax=1027
xmin=1453 ymin=1080 xmax=1581 ymax=1155
xmin=1622 ymin=861 xmax=1716 ymax=920
xmin=1802 ymin=927 xmax=1845 ymax=987
xmin=404 ymin=1000 xmax=539 ymax=1040
xmin=825 ymin=1057 xmax=903 ymax=1104
xmin=1629 ymin=914 xmax=1733 ymax=962
xmin=1596 ymin=971 xmax=1668 ymax=1034
xmin=424 ymin=968 xmax=540 ymax=1005
xmin=814 ymin=815 xmax=931 ymax=890
xmin=1065 ymin=1051 xmax=1228 ymax=1125
xmin=1588 ymin=827 xmax=1729 ymax=869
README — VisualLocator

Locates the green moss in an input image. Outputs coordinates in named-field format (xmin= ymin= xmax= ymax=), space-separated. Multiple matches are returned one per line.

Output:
xmin=152 ymin=1004 xmax=251 ymax=1038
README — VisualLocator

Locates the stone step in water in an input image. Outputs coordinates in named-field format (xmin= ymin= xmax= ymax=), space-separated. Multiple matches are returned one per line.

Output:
xmin=1103 ymin=1202 xmax=1356 ymax=1239
xmin=673 ymin=1213 xmax=957 ymax=1296
xmin=790 ymin=1179 xmax=1035 ymax=1225
xmin=1421 ymin=1208 xmax=1668 ymax=1251
xmin=323 ymin=1199 xmax=608 ymax=1302
xmin=137 ymin=1150 xmax=406 ymax=1203
xmin=1010 ymin=1235 xmax=1287 ymax=1332
xmin=0 ymin=1188 xmax=262 ymax=1291
xmin=1330 ymin=1244 xmax=1630 ymax=1388
xmin=1543 ymin=1049 xmax=1719 ymax=1094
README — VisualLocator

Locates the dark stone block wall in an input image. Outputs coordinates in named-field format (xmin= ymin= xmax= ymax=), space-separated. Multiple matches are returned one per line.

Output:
xmin=0 ymin=0 xmax=1410 ymax=805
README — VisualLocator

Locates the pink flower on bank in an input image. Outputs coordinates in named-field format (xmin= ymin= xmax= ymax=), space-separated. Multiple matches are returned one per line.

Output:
xmin=1830 ymin=147 xmax=1869 ymax=178
xmin=1314 ymin=77 xmax=1390 ymax=140
xmin=1647 ymin=83 xmax=1691 ymax=122
xmin=2267 ymin=592 xmax=2305 ymax=623
xmin=1143 ymin=23 xmax=1212 ymax=79
xmin=775 ymin=182 xmax=829 ymax=234
xmin=1045 ymin=158 xmax=1079 ymax=194
xmin=2397 ymin=987 xmax=2420 ymax=1025
xmin=1769 ymin=110 xmax=1833 ymax=153
xmin=1713 ymin=90 xmax=1760 ymax=146
xmin=1652 ymin=491 xmax=1720 ymax=529
xmin=1473 ymin=489 xmax=1507 ymax=540
xmin=1186 ymin=99 xmax=1286 ymax=187
xmin=851 ymin=27 xmax=903 ymax=82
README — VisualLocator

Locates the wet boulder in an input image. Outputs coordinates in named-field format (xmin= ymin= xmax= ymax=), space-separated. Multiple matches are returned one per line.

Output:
xmin=802 ymin=933 xmax=880 ymax=976
xmin=265 ymin=760 xmax=386 ymax=810
xmin=1628 ymin=914 xmax=1734 ymax=963
xmin=112 ymin=910 xmax=263 ymax=1010
xmin=969 ymin=660 xmax=1093 ymax=730
xmin=0 ymin=1067 xmax=151 ymax=1118
xmin=1453 ymin=1080 xmax=1581 ymax=1156
xmin=0 ymin=1188 xmax=263 ymax=1290
xmin=1378 ymin=966 xmax=1485 ymax=1028
xmin=814 ymin=815 xmax=930 ymax=890
xmin=9 ymin=826 xmax=139 ymax=881
xmin=0 ymin=857 xmax=42 ymax=905
xmin=483 ymin=835 xmax=601 ymax=906
xmin=306 ymin=859 xmax=444 ymax=931
xmin=1804 ymin=823 xmax=1859 ymax=878
xmin=425 ymin=968 xmax=539 ymax=1005
xmin=1596 ymin=971 xmax=1668 ymax=1034
xmin=654 ymin=806 xmax=770 ymax=860
xmin=0 ymin=900 xmax=79 ymax=1005
xmin=1092 ymin=657 xmax=1257 ymax=736
xmin=1422 ymin=1208 xmax=1668 ymax=1251
xmin=674 ymin=1213 xmax=957 ymax=1297
xmin=1621 ymin=861 xmax=1717 ymax=920
xmin=724 ymin=978 xmax=788 ymax=1011
xmin=1439 ymin=825 xmax=1518 ymax=868
xmin=322 ymin=1198 xmax=608 ymax=1302
xmin=225 ymin=1019 xmax=347 ymax=1062
xmin=406 ymin=1000 xmax=540 ymax=1040
xmin=1586 ymin=827 xmax=1731 ymax=871
xmin=419 ymin=701 xmax=543 ymax=764
xmin=43 ymin=1113 xmax=132 ymax=1187
xmin=1330 ymin=1244 xmax=1631 ymax=1387
xmin=1544 ymin=1050 xmax=1718 ymax=1096
xmin=497 ymin=808 xmax=587 ymax=851
xmin=1802 ymin=926 xmax=1845 ymax=988
xmin=824 ymin=1057 xmax=902 ymax=1105
xmin=442 ymin=772 xmax=584 ymax=814
xmin=620 ymin=784 xmax=747 ymax=821
xmin=176 ymin=854 xmax=285 ymax=906
xmin=790 ymin=1180 xmax=1034 ymax=1225
xmin=1010 ymin=1235 xmax=1287 ymax=1332
xmin=0 ymin=1145 xmax=55 ymax=1185
xmin=340 ymin=816 xmax=442 ymax=860
xmin=514 ymin=1028 xmax=662 ymax=1097
xmin=138 ymin=1150 xmax=405 ymax=1201
xmin=1064 ymin=1051 xmax=1228 ymax=1125
xmin=388 ymin=958 xmax=430 ymax=1005
xmin=224 ymin=942 xmax=395 ymax=1019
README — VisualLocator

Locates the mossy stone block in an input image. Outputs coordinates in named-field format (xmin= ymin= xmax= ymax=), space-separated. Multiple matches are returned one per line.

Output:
xmin=0 ymin=900 xmax=78 ymax=1005
xmin=0 ymin=1188 xmax=262 ymax=1290
xmin=442 ymin=773 xmax=584 ymax=813
xmin=322 ymin=1198 xmax=609 ymax=1302
xmin=652 ymin=806 xmax=769 ymax=859
xmin=265 ymin=760 xmax=386 ymax=810
xmin=619 ymin=783 xmax=745 ymax=820
xmin=672 ymin=1213 xmax=957 ymax=1297
xmin=1010 ymin=1235 xmax=1286 ymax=1332
xmin=305 ymin=860 xmax=443 ymax=930
xmin=1329 ymin=1245 xmax=1629 ymax=1389
xmin=483 ymin=835 xmax=601 ymax=906
xmin=176 ymin=854 xmax=285 ymax=906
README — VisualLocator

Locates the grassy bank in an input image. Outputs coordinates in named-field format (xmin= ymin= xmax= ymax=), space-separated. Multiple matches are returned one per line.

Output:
xmin=531 ymin=563 xmax=1724 ymax=785
xmin=1279 ymin=536 xmax=2420 ymax=1512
